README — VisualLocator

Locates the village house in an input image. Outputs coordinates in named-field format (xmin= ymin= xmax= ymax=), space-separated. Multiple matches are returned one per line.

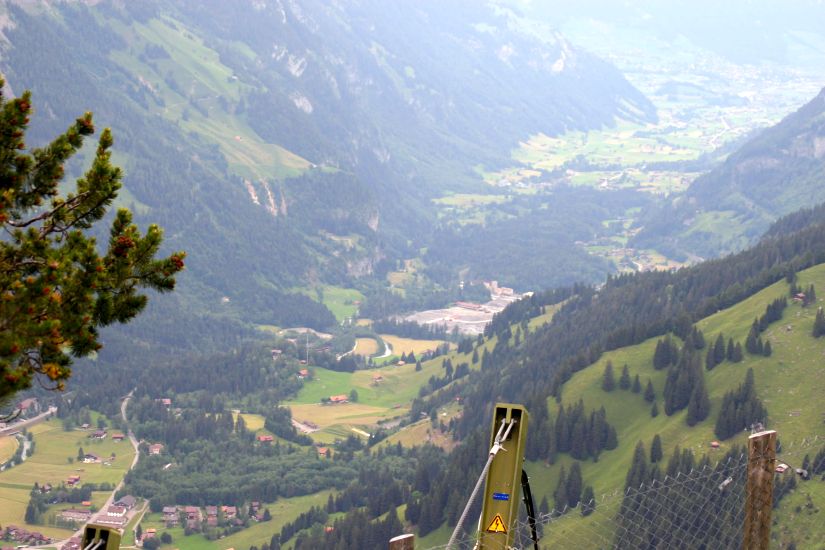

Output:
xmin=90 ymin=430 xmax=107 ymax=440
xmin=112 ymin=433 xmax=125 ymax=442
xmin=221 ymin=505 xmax=237 ymax=520
xmin=298 ymin=368 xmax=309 ymax=379
xmin=57 ymin=509 xmax=92 ymax=524
xmin=162 ymin=506 xmax=179 ymax=526
xmin=66 ymin=475 xmax=81 ymax=487
xmin=205 ymin=505 xmax=218 ymax=527
xmin=317 ymin=447 xmax=329 ymax=458
xmin=148 ymin=443 xmax=164 ymax=455
xmin=141 ymin=528 xmax=157 ymax=542
xmin=257 ymin=435 xmax=274 ymax=443
xmin=83 ymin=453 xmax=100 ymax=464
xmin=3 ymin=526 xmax=52 ymax=545
xmin=184 ymin=506 xmax=201 ymax=529
xmin=115 ymin=495 xmax=136 ymax=510
xmin=94 ymin=514 xmax=127 ymax=529
xmin=106 ymin=505 xmax=127 ymax=518
xmin=329 ymin=394 xmax=348 ymax=404
xmin=155 ymin=398 xmax=173 ymax=407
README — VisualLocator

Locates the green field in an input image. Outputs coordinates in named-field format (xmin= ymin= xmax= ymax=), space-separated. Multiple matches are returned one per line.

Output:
xmin=139 ymin=491 xmax=334 ymax=550
xmin=284 ymin=335 xmax=482 ymax=443
xmin=0 ymin=418 xmax=135 ymax=538
xmin=519 ymin=264 xmax=825 ymax=545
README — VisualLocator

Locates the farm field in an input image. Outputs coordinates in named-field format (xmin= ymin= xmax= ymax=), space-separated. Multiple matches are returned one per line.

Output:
xmin=379 ymin=335 xmax=446 ymax=357
xmin=0 ymin=434 xmax=18 ymax=463
xmin=0 ymin=417 xmax=134 ymax=538
xmin=354 ymin=337 xmax=380 ymax=356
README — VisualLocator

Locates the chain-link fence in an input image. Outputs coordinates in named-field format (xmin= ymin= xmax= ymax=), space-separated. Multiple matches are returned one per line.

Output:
xmin=420 ymin=433 xmax=825 ymax=550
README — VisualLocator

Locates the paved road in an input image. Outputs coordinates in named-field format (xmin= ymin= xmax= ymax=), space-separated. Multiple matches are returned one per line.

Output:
xmin=0 ymin=406 xmax=58 ymax=436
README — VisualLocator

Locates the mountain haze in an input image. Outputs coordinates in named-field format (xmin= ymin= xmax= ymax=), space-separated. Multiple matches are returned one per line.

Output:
xmin=634 ymin=86 xmax=825 ymax=260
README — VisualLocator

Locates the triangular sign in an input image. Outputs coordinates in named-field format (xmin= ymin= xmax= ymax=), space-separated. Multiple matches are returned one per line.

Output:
xmin=486 ymin=513 xmax=507 ymax=534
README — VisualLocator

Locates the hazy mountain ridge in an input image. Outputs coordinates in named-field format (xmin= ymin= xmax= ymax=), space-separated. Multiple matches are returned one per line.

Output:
xmin=633 ymin=86 xmax=825 ymax=260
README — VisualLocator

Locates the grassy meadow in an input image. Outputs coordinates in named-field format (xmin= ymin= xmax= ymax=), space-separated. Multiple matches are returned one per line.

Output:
xmin=522 ymin=263 xmax=825 ymax=541
xmin=0 ymin=417 xmax=134 ymax=538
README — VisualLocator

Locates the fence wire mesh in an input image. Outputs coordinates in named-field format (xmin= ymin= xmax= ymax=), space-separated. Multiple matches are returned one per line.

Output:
xmin=423 ymin=434 xmax=825 ymax=550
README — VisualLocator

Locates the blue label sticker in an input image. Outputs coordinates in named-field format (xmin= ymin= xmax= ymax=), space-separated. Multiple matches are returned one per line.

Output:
xmin=492 ymin=492 xmax=510 ymax=501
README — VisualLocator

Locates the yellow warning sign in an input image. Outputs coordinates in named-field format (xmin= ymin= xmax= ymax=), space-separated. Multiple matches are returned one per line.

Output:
xmin=486 ymin=514 xmax=507 ymax=534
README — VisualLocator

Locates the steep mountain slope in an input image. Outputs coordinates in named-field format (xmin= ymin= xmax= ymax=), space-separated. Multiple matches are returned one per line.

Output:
xmin=633 ymin=86 xmax=825 ymax=260
xmin=0 ymin=0 xmax=656 ymax=332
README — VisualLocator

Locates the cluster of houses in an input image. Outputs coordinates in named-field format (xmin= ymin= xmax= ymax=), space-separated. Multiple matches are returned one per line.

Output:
xmin=1 ymin=526 xmax=52 ymax=546
xmin=161 ymin=503 xmax=265 ymax=530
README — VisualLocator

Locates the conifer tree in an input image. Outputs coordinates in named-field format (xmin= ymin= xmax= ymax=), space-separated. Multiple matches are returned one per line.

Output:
xmin=632 ymin=374 xmax=641 ymax=393
xmin=624 ymin=441 xmax=647 ymax=490
xmin=650 ymin=434 xmax=663 ymax=463
xmin=813 ymin=308 xmax=825 ymax=338
xmin=651 ymin=400 xmax=659 ymax=418
xmin=726 ymin=337 xmax=735 ymax=361
xmin=714 ymin=333 xmax=726 ymax=364
xmin=602 ymin=361 xmax=616 ymax=392
xmin=733 ymin=342 xmax=744 ymax=362
xmin=686 ymin=374 xmax=710 ymax=426
xmin=705 ymin=345 xmax=717 ymax=371
xmin=762 ymin=340 xmax=772 ymax=357
xmin=566 ymin=462 xmax=583 ymax=509
xmin=0 ymin=84 xmax=184 ymax=400
xmin=644 ymin=379 xmax=655 ymax=402
xmin=553 ymin=466 xmax=567 ymax=510
xmin=580 ymin=485 xmax=595 ymax=517
xmin=619 ymin=364 xmax=631 ymax=390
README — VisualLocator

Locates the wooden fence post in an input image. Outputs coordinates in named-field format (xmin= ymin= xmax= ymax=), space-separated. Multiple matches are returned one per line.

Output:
xmin=389 ymin=533 xmax=415 ymax=550
xmin=743 ymin=430 xmax=776 ymax=550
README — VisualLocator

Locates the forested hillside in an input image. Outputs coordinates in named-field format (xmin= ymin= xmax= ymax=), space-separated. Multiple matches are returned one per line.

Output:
xmin=0 ymin=0 xmax=654 ymax=335
xmin=634 ymin=86 xmax=825 ymax=259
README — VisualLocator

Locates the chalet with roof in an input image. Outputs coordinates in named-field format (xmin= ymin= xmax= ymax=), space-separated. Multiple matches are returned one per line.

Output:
xmin=329 ymin=394 xmax=348 ymax=404
xmin=57 ymin=509 xmax=92 ymax=524
xmin=162 ymin=506 xmax=179 ymax=526
xmin=106 ymin=505 xmax=127 ymax=518
xmin=298 ymin=368 xmax=309 ymax=379
xmin=82 ymin=453 xmax=100 ymax=464
xmin=94 ymin=514 xmax=127 ymax=528
xmin=112 ymin=433 xmax=125 ymax=441
xmin=222 ymin=505 xmax=237 ymax=519
xmin=257 ymin=434 xmax=274 ymax=443
xmin=114 ymin=495 xmax=136 ymax=509
xmin=317 ymin=447 xmax=329 ymax=458
xmin=184 ymin=506 xmax=201 ymax=529
xmin=148 ymin=443 xmax=164 ymax=455
xmin=155 ymin=398 xmax=173 ymax=407
xmin=90 ymin=430 xmax=107 ymax=440
xmin=66 ymin=475 xmax=81 ymax=487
